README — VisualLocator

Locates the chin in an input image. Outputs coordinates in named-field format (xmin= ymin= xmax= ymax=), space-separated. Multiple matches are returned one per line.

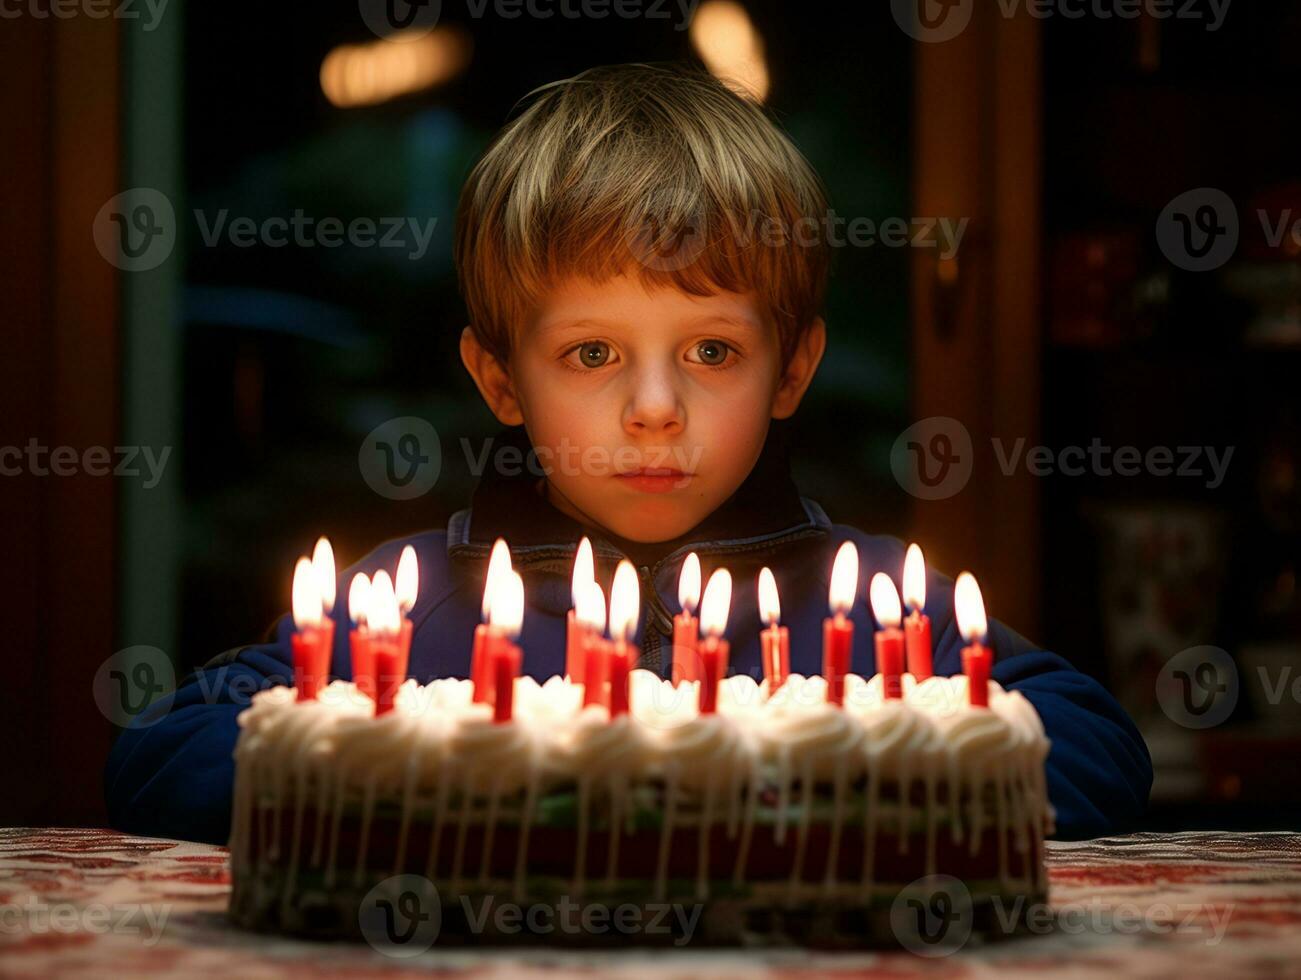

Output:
xmin=600 ymin=506 xmax=701 ymax=544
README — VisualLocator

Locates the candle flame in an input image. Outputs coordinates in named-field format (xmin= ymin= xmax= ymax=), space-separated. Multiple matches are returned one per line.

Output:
xmin=312 ymin=536 xmax=336 ymax=614
xmin=577 ymin=579 xmax=607 ymax=635
xmin=491 ymin=570 xmax=525 ymax=639
xmin=869 ymin=572 xmax=902 ymax=628
xmin=610 ymin=560 xmax=640 ymax=643
xmin=903 ymin=543 xmax=926 ymax=611
xmin=758 ymin=566 xmax=780 ymax=626
xmin=572 ymin=536 xmax=594 ymax=607
xmin=370 ymin=570 xmax=399 ymax=635
xmin=954 ymin=572 xmax=988 ymax=644
xmin=483 ymin=538 xmax=512 ymax=621
xmin=348 ymin=572 xmax=371 ymax=627
xmin=700 ymin=568 xmax=732 ymax=638
xmin=292 ymin=557 xmax=321 ymax=630
xmin=828 ymin=540 xmax=859 ymax=615
xmin=396 ymin=545 xmax=419 ymax=615
xmin=678 ymin=552 xmax=701 ymax=613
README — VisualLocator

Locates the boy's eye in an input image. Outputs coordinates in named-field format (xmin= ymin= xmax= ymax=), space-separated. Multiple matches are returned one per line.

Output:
xmin=565 ymin=341 xmax=613 ymax=369
xmin=688 ymin=340 xmax=733 ymax=367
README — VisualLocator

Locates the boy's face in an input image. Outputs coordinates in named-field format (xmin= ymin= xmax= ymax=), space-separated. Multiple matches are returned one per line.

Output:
xmin=462 ymin=274 xmax=824 ymax=544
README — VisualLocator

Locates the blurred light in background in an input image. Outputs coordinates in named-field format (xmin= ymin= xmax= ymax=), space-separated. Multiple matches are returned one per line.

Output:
xmin=689 ymin=0 xmax=768 ymax=102
xmin=320 ymin=27 xmax=472 ymax=108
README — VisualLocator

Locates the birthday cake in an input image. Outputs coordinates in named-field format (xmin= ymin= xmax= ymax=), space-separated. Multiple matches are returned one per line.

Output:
xmin=227 ymin=668 xmax=1053 ymax=946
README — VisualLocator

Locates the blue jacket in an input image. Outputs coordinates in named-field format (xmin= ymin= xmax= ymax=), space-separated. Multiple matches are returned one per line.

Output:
xmin=105 ymin=422 xmax=1151 ymax=843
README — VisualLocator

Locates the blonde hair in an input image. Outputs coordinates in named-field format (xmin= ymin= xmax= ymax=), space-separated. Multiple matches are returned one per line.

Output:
xmin=454 ymin=62 xmax=830 ymax=368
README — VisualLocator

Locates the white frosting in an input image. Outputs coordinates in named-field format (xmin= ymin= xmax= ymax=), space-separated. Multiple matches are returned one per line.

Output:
xmin=230 ymin=669 xmax=1054 ymax=902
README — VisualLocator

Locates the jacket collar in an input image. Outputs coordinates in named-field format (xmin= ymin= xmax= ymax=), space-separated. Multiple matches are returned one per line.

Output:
xmin=446 ymin=420 xmax=830 ymax=571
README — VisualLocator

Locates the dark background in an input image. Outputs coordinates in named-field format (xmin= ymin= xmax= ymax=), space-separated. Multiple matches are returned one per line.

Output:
xmin=2 ymin=0 xmax=1297 ymax=831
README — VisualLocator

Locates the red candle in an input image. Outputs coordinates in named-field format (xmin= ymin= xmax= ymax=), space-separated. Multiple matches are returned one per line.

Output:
xmin=869 ymin=573 xmax=905 ymax=700
xmin=291 ymin=557 xmax=331 ymax=701
xmin=672 ymin=552 xmax=701 ymax=684
xmin=349 ymin=629 xmax=374 ymax=700
xmin=566 ymin=537 xmax=595 ymax=683
xmin=472 ymin=538 xmax=513 ymax=703
xmin=697 ymin=567 xmax=732 ymax=714
xmin=291 ymin=631 xmax=329 ymax=701
xmin=822 ymin=615 xmax=852 ymax=706
xmin=368 ymin=570 xmax=405 ymax=715
xmin=757 ymin=567 xmax=790 ymax=692
xmin=348 ymin=572 xmax=376 ymax=701
xmin=608 ymin=641 xmax=635 ymax=717
xmin=488 ymin=569 xmax=526 ymax=720
xmin=822 ymin=541 xmax=859 ymax=706
xmin=373 ymin=634 xmax=403 ymax=715
xmin=566 ymin=609 xmax=586 ymax=685
xmin=698 ymin=637 xmax=726 ymax=714
xmin=492 ymin=642 xmax=521 ymax=723
xmin=955 ymin=572 xmax=992 ymax=708
xmin=582 ymin=631 xmax=611 ymax=708
xmin=902 ymin=543 xmax=934 ymax=680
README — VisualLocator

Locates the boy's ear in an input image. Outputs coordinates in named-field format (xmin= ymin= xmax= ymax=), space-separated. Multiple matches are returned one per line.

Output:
xmin=460 ymin=326 xmax=525 ymax=426
xmin=772 ymin=317 xmax=827 ymax=420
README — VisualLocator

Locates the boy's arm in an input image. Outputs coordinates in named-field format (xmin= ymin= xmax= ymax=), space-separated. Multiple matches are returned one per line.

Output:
xmin=104 ymin=614 xmax=303 ymax=844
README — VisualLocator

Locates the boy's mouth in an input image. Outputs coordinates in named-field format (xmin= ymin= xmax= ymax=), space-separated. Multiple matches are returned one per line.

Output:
xmin=614 ymin=467 xmax=693 ymax=494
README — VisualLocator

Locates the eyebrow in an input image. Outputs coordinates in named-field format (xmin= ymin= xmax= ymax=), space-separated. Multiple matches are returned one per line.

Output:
xmin=536 ymin=313 xmax=763 ymax=337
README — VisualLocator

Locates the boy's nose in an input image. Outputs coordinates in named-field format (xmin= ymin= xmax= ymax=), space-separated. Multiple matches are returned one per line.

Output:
xmin=622 ymin=370 xmax=684 ymax=435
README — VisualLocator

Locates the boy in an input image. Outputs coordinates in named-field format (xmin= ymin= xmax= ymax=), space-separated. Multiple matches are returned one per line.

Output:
xmin=106 ymin=63 xmax=1151 ymax=845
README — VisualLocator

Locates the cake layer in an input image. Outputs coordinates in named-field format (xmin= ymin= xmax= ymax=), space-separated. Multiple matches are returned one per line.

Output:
xmin=241 ymin=806 xmax=1043 ymax=888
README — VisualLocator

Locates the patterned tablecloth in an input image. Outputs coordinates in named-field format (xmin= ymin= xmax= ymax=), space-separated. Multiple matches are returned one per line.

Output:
xmin=0 ymin=828 xmax=1297 ymax=978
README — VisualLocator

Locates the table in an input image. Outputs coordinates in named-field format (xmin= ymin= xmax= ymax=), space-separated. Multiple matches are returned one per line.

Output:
xmin=1 ymin=828 xmax=1297 ymax=977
